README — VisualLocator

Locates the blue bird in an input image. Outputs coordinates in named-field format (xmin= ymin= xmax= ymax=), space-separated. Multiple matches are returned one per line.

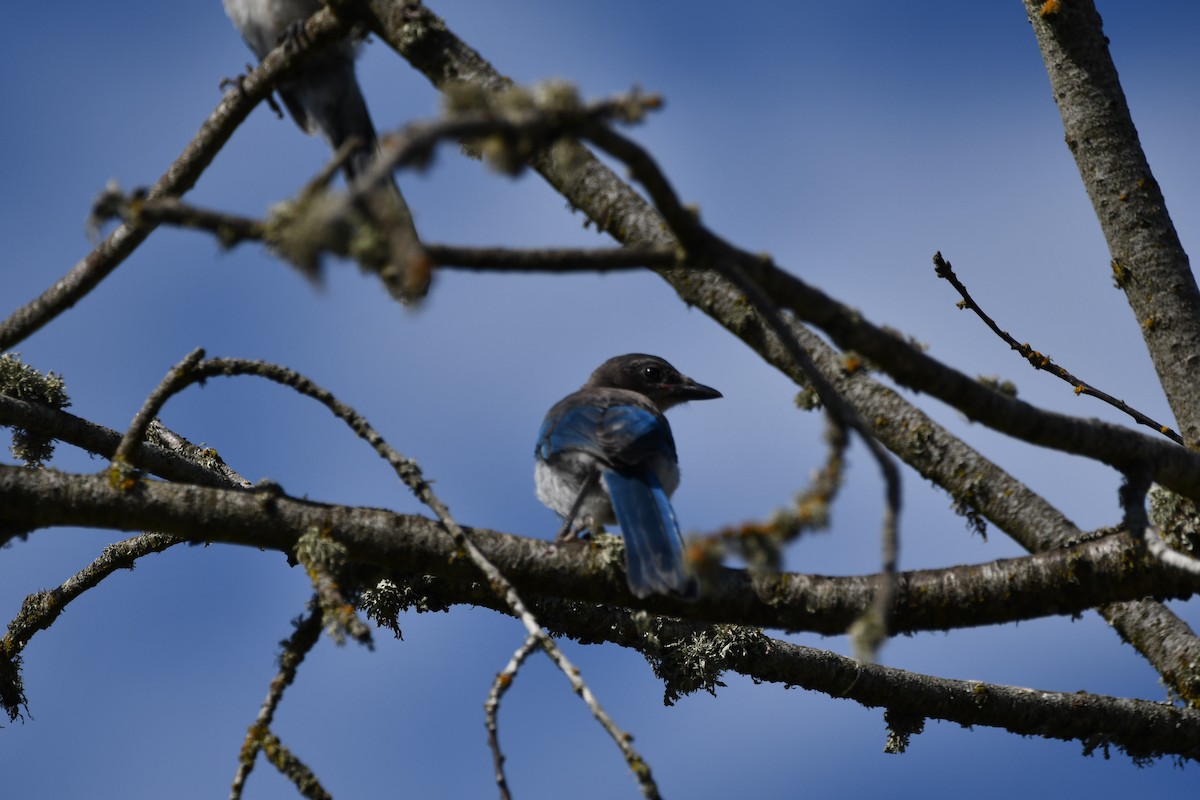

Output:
xmin=535 ymin=354 xmax=722 ymax=599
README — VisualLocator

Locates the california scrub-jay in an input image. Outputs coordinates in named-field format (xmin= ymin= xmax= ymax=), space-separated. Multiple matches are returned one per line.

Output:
xmin=223 ymin=0 xmax=398 ymax=189
xmin=535 ymin=354 xmax=722 ymax=599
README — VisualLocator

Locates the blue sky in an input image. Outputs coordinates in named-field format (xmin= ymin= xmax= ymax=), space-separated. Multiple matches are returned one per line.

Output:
xmin=3 ymin=1 xmax=1199 ymax=797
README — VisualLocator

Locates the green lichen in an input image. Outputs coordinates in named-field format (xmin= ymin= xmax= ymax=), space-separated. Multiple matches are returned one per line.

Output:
xmin=0 ymin=353 xmax=70 ymax=467
xmin=883 ymin=708 xmax=925 ymax=754
xmin=977 ymin=374 xmax=1019 ymax=398
xmin=950 ymin=473 xmax=991 ymax=540
xmin=1148 ymin=485 xmax=1200 ymax=557
xmin=293 ymin=525 xmax=348 ymax=586
xmin=649 ymin=624 xmax=768 ymax=705
xmin=358 ymin=574 xmax=454 ymax=638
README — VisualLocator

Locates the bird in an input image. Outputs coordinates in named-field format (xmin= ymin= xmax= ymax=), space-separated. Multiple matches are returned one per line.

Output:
xmin=535 ymin=354 xmax=722 ymax=599
xmin=222 ymin=0 xmax=426 ymax=299
xmin=222 ymin=0 xmax=399 ymax=190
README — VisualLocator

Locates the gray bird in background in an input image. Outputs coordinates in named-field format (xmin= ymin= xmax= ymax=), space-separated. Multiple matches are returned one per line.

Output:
xmin=223 ymin=0 xmax=397 ymax=189
xmin=223 ymin=0 xmax=425 ymax=297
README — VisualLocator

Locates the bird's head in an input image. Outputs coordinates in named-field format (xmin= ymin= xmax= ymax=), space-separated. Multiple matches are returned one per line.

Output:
xmin=586 ymin=354 xmax=722 ymax=411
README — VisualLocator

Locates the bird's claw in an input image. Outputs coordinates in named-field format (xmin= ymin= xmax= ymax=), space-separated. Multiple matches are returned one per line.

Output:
xmin=219 ymin=67 xmax=284 ymax=119
xmin=280 ymin=20 xmax=310 ymax=52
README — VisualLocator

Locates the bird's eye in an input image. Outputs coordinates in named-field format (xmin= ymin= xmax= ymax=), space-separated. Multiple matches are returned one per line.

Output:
xmin=641 ymin=365 xmax=663 ymax=382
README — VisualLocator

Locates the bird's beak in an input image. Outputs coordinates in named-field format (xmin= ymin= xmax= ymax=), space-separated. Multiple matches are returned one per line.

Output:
xmin=673 ymin=376 xmax=722 ymax=402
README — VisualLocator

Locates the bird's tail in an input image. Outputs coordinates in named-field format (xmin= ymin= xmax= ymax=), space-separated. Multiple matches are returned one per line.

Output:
xmin=283 ymin=58 xmax=424 ymax=297
xmin=280 ymin=56 xmax=405 ymax=202
xmin=601 ymin=468 xmax=698 ymax=599
xmin=320 ymin=82 xmax=396 ymax=197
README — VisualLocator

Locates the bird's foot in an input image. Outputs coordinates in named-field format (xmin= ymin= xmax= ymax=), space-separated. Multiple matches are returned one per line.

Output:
xmin=555 ymin=520 xmax=578 ymax=542
xmin=219 ymin=66 xmax=284 ymax=119
xmin=218 ymin=67 xmax=253 ymax=97
xmin=280 ymin=20 xmax=310 ymax=52
xmin=556 ymin=516 xmax=598 ymax=542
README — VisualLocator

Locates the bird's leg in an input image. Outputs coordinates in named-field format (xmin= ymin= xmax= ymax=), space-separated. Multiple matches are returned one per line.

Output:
xmin=556 ymin=470 xmax=600 ymax=542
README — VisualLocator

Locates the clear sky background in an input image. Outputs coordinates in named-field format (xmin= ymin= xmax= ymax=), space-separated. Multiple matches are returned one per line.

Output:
xmin=3 ymin=1 xmax=1199 ymax=797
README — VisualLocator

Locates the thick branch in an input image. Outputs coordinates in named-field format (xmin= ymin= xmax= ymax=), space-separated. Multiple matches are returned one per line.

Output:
xmin=1025 ymin=0 xmax=1200 ymax=444
xmin=636 ymin=617 xmax=1200 ymax=764
xmin=2 ymin=466 xmax=1196 ymax=635
xmin=365 ymin=575 xmax=1200 ymax=764
xmin=737 ymin=254 xmax=1200 ymax=498
xmin=0 ymin=394 xmax=243 ymax=487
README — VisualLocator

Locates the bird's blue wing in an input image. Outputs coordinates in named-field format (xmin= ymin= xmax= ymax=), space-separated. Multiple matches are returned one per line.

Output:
xmin=538 ymin=403 xmax=675 ymax=465
xmin=537 ymin=404 xmax=603 ymax=460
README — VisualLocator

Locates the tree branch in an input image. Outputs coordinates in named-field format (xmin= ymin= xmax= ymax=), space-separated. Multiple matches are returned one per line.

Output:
xmin=0 ymin=531 xmax=182 ymax=722
xmin=0 ymin=395 xmax=236 ymax=487
xmin=0 ymin=8 xmax=358 ymax=352
xmin=363 ymin=574 xmax=1200 ymax=764
xmin=2 ymin=466 xmax=1196 ymax=636
xmin=483 ymin=633 xmax=539 ymax=800
xmin=229 ymin=599 xmax=326 ymax=800
xmin=1025 ymin=0 xmax=1200 ymax=445
xmin=85 ymin=188 xmax=676 ymax=274
xmin=933 ymin=251 xmax=1181 ymax=444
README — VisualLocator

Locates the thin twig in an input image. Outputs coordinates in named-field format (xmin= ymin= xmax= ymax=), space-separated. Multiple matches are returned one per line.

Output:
xmin=428 ymin=244 xmax=677 ymax=272
xmin=230 ymin=599 xmax=326 ymax=800
xmin=82 ymin=187 xmax=677 ymax=274
xmin=89 ymin=188 xmax=267 ymax=249
xmin=933 ymin=251 xmax=1182 ymax=444
xmin=701 ymin=417 xmax=847 ymax=568
xmin=0 ymin=9 xmax=356 ymax=352
xmin=110 ymin=348 xmax=207 ymax=481
xmin=1 ymin=415 xmax=250 ymax=722
xmin=354 ymin=89 xmax=665 ymax=205
xmin=1 ymin=532 xmax=181 ymax=722
xmin=484 ymin=633 xmax=540 ymax=800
